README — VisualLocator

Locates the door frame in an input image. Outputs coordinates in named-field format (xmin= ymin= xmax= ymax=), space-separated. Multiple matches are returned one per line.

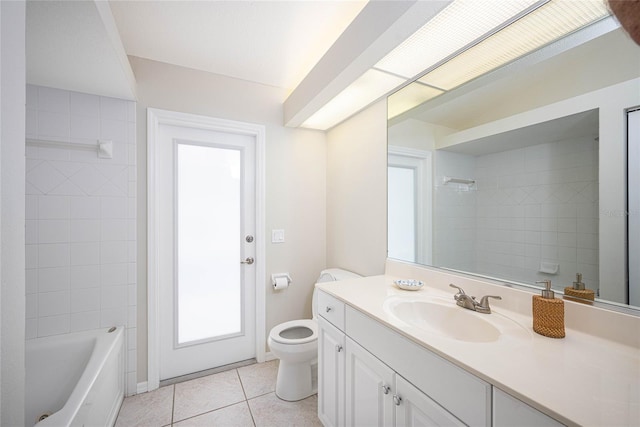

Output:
xmin=388 ymin=145 xmax=432 ymax=265
xmin=147 ymin=108 xmax=266 ymax=391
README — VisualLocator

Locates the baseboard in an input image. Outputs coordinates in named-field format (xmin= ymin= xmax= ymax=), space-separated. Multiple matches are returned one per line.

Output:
xmin=136 ymin=381 xmax=148 ymax=394
xmin=136 ymin=356 xmax=275 ymax=395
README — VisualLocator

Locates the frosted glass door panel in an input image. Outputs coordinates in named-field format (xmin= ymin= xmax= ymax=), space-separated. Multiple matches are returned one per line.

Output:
xmin=177 ymin=143 xmax=242 ymax=345
xmin=388 ymin=166 xmax=416 ymax=262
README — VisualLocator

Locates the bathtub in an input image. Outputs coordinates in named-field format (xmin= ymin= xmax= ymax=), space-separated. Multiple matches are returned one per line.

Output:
xmin=26 ymin=327 xmax=125 ymax=427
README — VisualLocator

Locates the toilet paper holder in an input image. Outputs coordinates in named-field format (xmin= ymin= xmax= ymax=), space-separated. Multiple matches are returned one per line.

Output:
xmin=271 ymin=273 xmax=292 ymax=288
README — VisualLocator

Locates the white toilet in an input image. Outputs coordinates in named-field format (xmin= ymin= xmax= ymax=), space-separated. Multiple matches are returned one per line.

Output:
xmin=268 ymin=268 xmax=361 ymax=401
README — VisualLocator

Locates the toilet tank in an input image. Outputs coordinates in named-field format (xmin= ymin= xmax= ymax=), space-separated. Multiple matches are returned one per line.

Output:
xmin=312 ymin=268 xmax=362 ymax=319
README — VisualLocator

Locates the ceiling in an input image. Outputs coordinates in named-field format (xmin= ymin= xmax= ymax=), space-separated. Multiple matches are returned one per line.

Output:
xmin=108 ymin=0 xmax=367 ymax=92
xmin=26 ymin=0 xmax=434 ymax=126
xmin=442 ymin=109 xmax=599 ymax=157
xmin=26 ymin=0 xmax=373 ymax=101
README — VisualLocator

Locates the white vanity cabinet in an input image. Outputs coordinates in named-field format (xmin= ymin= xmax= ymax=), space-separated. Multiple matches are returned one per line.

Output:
xmin=318 ymin=292 xmax=348 ymax=427
xmin=317 ymin=290 xmax=488 ymax=427
xmin=345 ymin=336 xmax=395 ymax=426
xmin=318 ymin=316 xmax=345 ymax=427
xmin=346 ymin=336 xmax=464 ymax=427
xmin=345 ymin=304 xmax=491 ymax=426
xmin=395 ymin=375 xmax=465 ymax=427
xmin=492 ymin=388 xmax=564 ymax=427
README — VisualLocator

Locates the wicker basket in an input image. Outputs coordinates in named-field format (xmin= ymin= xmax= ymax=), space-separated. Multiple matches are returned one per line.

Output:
xmin=532 ymin=296 xmax=565 ymax=338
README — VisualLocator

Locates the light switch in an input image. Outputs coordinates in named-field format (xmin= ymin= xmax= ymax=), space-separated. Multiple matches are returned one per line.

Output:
xmin=272 ymin=229 xmax=285 ymax=243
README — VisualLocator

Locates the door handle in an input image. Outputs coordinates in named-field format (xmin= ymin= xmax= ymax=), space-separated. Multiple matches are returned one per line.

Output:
xmin=241 ymin=257 xmax=254 ymax=265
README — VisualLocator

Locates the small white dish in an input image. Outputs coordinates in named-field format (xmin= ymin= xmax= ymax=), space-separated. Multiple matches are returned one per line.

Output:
xmin=394 ymin=279 xmax=424 ymax=291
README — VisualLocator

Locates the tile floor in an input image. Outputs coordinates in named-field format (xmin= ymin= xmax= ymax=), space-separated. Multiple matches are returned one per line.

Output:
xmin=115 ymin=360 xmax=323 ymax=427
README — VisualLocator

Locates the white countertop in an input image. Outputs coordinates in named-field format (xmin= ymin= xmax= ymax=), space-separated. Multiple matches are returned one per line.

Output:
xmin=317 ymin=274 xmax=640 ymax=427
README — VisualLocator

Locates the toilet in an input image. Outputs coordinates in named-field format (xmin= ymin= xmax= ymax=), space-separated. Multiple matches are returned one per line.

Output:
xmin=268 ymin=268 xmax=362 ymax=401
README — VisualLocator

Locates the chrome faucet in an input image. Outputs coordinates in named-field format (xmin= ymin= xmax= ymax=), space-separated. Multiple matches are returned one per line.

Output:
xmin=449 ymin=284 xmax=502 ymax=314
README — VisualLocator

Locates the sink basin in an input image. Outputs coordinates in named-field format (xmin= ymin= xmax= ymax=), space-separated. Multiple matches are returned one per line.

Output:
xmin=383 ymin=297 xmax=529 ymax=343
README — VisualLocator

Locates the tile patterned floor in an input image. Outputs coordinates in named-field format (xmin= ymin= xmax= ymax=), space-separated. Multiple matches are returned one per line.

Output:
xmin=115 ymin=360 xmax=323 ymax=427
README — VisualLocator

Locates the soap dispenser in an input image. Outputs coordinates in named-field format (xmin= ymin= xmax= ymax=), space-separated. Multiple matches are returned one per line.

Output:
xmin=564 ymin=273 xmax=595 ymax=301
xmin=532 ymin=280 xmax=565 ymax=338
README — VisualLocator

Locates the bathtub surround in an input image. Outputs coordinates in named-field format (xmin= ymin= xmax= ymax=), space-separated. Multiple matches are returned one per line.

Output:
xmin=1 ymin=1 xmax=27 ymax=425
xmin=25 ymin=85 xmax=137 ymax=395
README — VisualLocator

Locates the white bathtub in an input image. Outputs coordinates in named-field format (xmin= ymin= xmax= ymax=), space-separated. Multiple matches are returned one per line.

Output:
xmin=26 ymin=327 xmax=125 ymax=427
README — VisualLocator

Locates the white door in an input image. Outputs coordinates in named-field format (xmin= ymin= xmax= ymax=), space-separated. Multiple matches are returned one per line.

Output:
xmin=156 ymin=121 xmax=256 ymax=380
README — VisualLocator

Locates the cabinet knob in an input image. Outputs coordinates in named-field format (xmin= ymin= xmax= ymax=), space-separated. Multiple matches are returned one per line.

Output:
xmin=335 ymin=345 xmax=343 ymax=352
xmin=393 ymin=395 xmax=402 ymax=406
xmin=381 ymin=385 xmax=390 ymax=395
xmin=325 ymin=306 xmax=333 ymax=313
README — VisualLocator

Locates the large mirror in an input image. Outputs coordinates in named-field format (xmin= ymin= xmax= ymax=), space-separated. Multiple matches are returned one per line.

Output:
xmin=387 ymin=15 xmax=640 ymax=309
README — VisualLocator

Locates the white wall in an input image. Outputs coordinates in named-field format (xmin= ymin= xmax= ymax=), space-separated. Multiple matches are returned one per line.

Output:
xmin=130 ymin=57 xmax=327 ymax=383
xmin=25 ymin=85 xmax=138 ymax=395
xmin=326 ymin=100 xmax=387 ymax=276
xmin=1 ymin=1 xmax=26 ymax=424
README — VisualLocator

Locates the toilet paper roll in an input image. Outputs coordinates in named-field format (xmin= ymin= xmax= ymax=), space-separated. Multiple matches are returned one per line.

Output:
xmin=274 ymin=276 xmax=289 ymax=290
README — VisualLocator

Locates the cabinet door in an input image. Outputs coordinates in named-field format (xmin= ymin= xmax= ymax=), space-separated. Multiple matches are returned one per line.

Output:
xmin=318 ymin=316 xmax=346 ymax=427
xmin=345 ymin=337 xmax=395 ymax=427
xmin=395 ymin=375 xmax=464 ymax=427
xmin=493 ymin=388 xmax=563 ymax=427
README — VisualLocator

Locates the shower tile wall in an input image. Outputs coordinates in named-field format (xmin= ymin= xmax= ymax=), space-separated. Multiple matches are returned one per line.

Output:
xmin=433 ymin=150 xmax=476 ymax=271
xmin=25 ymin=85 xmax=137 ymax=395
xmin=475 ymin=136 xmax=599 ymax=291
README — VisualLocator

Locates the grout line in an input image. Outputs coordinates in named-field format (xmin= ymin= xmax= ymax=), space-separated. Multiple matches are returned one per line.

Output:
xmin=236 ymin=368 xmax=249 ymax=401
xmin=170 ymin=400 xmax=251 ymax=426
xmin=171 ymin=384 xmax=176 ymax=426
xmin=246 ymin=397 xmax=257 ymax=427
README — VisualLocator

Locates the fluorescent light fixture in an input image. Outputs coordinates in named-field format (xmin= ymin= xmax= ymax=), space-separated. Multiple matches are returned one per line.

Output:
xmin=418 ymin=0 xmax=610 ymax=91
xmin=301 ymin=69 xmax=405 ymax=130
xmin=301 ymin=0 xmax=610 ymax=130
xmin=387 ymin=82 xmax=443 ymax=119
xmin=375 ymin=0 xmax=541 ymax=79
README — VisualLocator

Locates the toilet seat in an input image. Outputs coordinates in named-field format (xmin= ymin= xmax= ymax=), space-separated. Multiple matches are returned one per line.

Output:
xmin=269 ymin=319 xmax=317 ymax=345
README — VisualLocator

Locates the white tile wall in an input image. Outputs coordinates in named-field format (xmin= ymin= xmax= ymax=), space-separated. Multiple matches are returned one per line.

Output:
xmin=25 ymin=85 xmax=137 ymax=395
xmin=433 ymin=136 xmax=599 ymax=293
xmin=433 ymin=151 xmax=477 ymax=272
xmin=474 ymin=136 xmax=599 ymax=291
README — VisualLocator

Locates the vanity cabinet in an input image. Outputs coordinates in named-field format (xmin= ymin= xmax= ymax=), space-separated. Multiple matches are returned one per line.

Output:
xmin=317 ymin=290 xmax=486 ymax=427
xmin=318 ymin=316 xmax=345 ymax=427
xmin=345 ymin=304 xmax=491 ymax=426
xmin=492 ymin=388 xmax=563 ymax=427
xmin=346 ymin=336 xmax=463 ymax=427
xmin=395 ymin=375 xmax=465 ymax=427
xmin=345 ymin=336 xmax=395 ymax=426
xmin=316 ymin=288 xmax=569 ymax=427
